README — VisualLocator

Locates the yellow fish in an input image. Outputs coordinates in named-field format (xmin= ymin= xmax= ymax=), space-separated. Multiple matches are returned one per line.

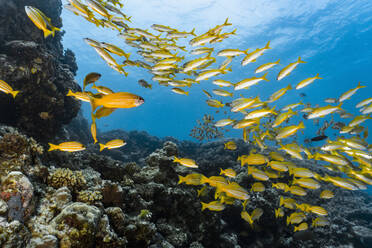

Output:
xmin=178 ymin=173 xmax=206 ymax=185
xmin=234 ymin=72 xmax=269 ymax=90
xmin=48 ymin=141 xmax=85 ymax=152
xmin=320 ymin=190 xmax=334 ymax=199
xmin=25 ymin=6 xmax=60 ymax=38
xmin=312 ymin=217 xmax=330 ymax=227
xmin=308 ymin=206 xmax=328 ymax=216
xmin=279 ymin=196 xmax=296 ymax=209
xmin=275 ymin=208 xmax=284 ymax=218
xmin=173 ymin=156 xmax=198 ymax=168
xmin=277 ymin=57 xmax=306 ymax=81
xmin=251 ymin=182 xmax=265 ymax=192
xmin=241 ymin=210 xmax=254 ymax=226
xmin=0 ymin=80 xmax=19 ymax=98
xmin=224 ymin=141 xmax=237 ymax=150
xmin=67 ymin=89 xmax=91 ymax=102
xmin=339 ymin=82 xmax=366 ymax=102
xmin=267 ymin=84 xmax=292 ymax=103
xmin=92 ymin=85 xmax=114 ymax=95
xmin=93 ymin=107 xmax=116 ymax=119
xmin=292 ymin=178 xmax=320 ymax=189
xmin=101 ymin=42 xmax=130 ymax=59
xmin=172 ymin=87 xmax=189 ymax=95
xmin=255 ymin=59 xmax=280 ymax=74
xmin=91 ymin=121 xmax=97 ymax=144
xmin=247 ymin=166 xmax=269 ymax=181
xmin=197 ymin=185 xmax=208 ymax=197
xmin=241 ymin=41 xmax=271 ymax=66
xmin=202 ymin=176 xmax=229 ymax=188
xmin=90 ymin=92 xmax=144 ymax=111
xmin=206 ymin=99 xmax=224 ymax=108
xmin=276 ymin=121 xmax=305 ymax=140
xmin=284 ymin=185 xmax=307 ymax=196
xmin=307 ymin=103 xmax=343 ymax=119
xmin=220 ymin=182 xmax=249 ymax=200
xmin=215 ymin=119 xmax=235 ymax=127
xmin=220 ymin=168 xmax=237 ymax=178
xmin=201 ymin=201 xmax=225 ymax=211
xmin=272 ymin=183 xmax=287 ymax=191
xmin=99 ymin=139 xmax=126 ymax=151
xmin=295 ymin=73 xmax=322 ymax=89
xmin=294 ymin=223 xmax=308 ymax=232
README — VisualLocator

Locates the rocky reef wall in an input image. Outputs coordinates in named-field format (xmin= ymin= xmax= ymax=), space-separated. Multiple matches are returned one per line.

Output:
xmin=0 ymin=0 xmax=80 ymax=142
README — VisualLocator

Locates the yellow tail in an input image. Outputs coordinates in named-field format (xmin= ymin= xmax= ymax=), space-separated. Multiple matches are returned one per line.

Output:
xmin=201 ymin=202 xmax=207 ymax=211
xmin=48 ymin=143 xmax=58 ymax=151
xmin=99 ymin=143 xmax=106 ymax=152
xmin=11 ymin=90 xmax=19 ymax=98
xmin=43 ymin=28 xmax=53 ymax=38
xmin=178 ymin=175 xmax=185 ymax=184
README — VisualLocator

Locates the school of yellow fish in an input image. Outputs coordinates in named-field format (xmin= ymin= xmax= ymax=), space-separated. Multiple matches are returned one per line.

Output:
xmin=0 ymin=0 xmax=370 ymax=234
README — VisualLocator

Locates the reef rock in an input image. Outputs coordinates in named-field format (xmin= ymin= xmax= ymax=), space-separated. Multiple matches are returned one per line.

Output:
xmin=0 ymin=0 xmax=80 ymax=141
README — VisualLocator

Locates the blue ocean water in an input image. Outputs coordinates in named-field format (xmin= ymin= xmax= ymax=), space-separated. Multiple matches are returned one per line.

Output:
xmin=61 ymin=0 xmax=372 ymax=143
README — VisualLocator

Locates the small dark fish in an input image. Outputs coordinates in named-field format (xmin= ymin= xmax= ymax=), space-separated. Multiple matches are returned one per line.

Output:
xmin=83 ymin=72 xmax=101 ymax=91
xmin=310 ymin=135 xmax=328 ymax=142
xmin=138 ymin=79 xmax=152 ymax=89
xmin=299 ymin=93 xmax=307 ymax=97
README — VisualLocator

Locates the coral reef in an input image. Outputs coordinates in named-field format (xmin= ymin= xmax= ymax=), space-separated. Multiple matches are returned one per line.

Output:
xmin=0 ymin=0 xmax=80 ymax=141
xmin=0 ymin=123 xmax=371 ymax=247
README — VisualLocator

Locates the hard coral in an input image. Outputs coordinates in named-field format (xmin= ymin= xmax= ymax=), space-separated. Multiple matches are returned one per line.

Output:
xmin=48 ymin=168 xmax=86 ymax=191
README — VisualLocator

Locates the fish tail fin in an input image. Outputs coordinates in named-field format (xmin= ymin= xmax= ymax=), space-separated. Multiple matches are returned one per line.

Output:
xmin=219 ymin=168 xmax=224 ymax=175
xmin=316 ymin=73 xmax=323 ymax=79
xmin=173 ymin=156 xmax=179 ymax=163
xmin=185 ymin=91 xmax=189 ymax=95
xmin=262 ymin=72 xmax=269 ymax=81
xmin=224 ymin=17 xmax=231 ymax=26
xmin=357 ymin=81 xmax=366 ymax=88
xmin=51 ymin=27 xmax=61 ymax=37
xmin=66 ymin=89 xmax=74 ymax=96
xmin=279 ymin=196 xmax=284 ymax=206
xmin=287 ymin=84 xmax=292 ymax=90
xmin=178 ymin=175 xmax=185 ymax=184
xmin=286 ymin=217 xmax=290 ymax=226
xmin=337 ymin=102 xmax=343 ymax=109
xmin=190 ymin=28 xmax=196 ymax=36
xmin=48 ymin=143 xmax=58 ymax=151
xmin=243 ymin=48 xmax=250 ymax=54
xmin=265 ymin=40 xmax=271 ymax=49
xmin=11 ymin=90 xmax=19 ymax=98
xmin=294 ymin=226 xmax=298 ymax=232
xmin=125 ymin=53 xmax=131 ymax=60
xmin=298 ymin=56 xmax=306 ymax=63
xmin=275 ymin=209 xmax=278 ymax=218
xmin=99 ymin=143 xmax=105 ymax=152
xmin=276 ymin=59 xmax=280 ymax=63
xmin=271 ymin=105 xmax=278 ymax=115
xmin=298 ymin=121 xmax=305 ymax=129
xmin=231 ymin=28 xmax=237 ymax=35
xmin=201 ymin=202 xmax=207 ymax=211
xmin=43 ymin=29 xmax=53 ymax=38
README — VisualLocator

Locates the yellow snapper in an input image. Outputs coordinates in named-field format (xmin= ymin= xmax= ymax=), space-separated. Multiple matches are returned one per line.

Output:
xmin=215 ymin=118 xmax=235 ymax=127
xmin=25 ymin=6 xmax=60 ymax=38
xmin=272 ymin=109 xmax=297 ymax=127
xmin=251 ymin=182 xmax=265 ymax=192
xmin=275 ymin=208 xmax=285 ymax=218
xmin=295 ymin=73 xmax=322 ymax=89
xmin=0 ymin=80 xmax=19 ymax=98
xmin=268 ymin=161 xmax=288 ymax=172
xmin=201 ymin=201 xmax=225 ymax=211
xmin=267 ymin=84 xmax=292 ymax=103
xmin=206 ymin=99 xmax=224 ymax=108
xmin=244 ymin=106 xmax=277 ymax=120
xmin=293 ymin=178 xmax=320 ymax=189
xmin=220 ymin=168 xmax=237 ymax=178
xmin=320 ymin=190 xmax=334 ymax=199
xmin=101 ymin=42 xmax=130 ymax=59
xmin=217 ymin=48 xmax=250 ymax=57
xmin=92 ymin=85 xmax=114 ymax=95
xmin=276 ymin=121 xmax=305 ymax=140
xmin=195 ymin=67 xmax=231 ymax=82
xmin=255 ymin=59 xmax=280 ymax=74
xmin=220 ymin=182 xmax=249 ymax=200
xmin=66 ymin=89 xmax=91 ymax=102
xmin=272 ymin=183 xmax=287 ymax=191
xmin=93 ymin=107 xmax=116 ymax=119
xmin=178 ymin=173 xmax=206 ymax=185
xmin=277 ymin=57 xmax=306 ymax=81
xmin=48 ymin=141 xmax=85 ymax=152
xmin=213 ymin=79 xmax=234 ymax=87
xmin=90 ymin=92 xmax=144 ymax=111
xmin=231 ymin=97 xmax=259 ymax=112
xmin=294 ymin=223 xmax=308 ymax=232
xmin=173 ymin=156 xmax=198 ymax=168
xmin=224 ymin=141 xmax=237 ymax=150
xmin=308 ymin=206 xmax=328 ymax=216
xmin=212 ymin=89 xmax=233 ymax=97
xmin=307 ymin=103 xmax=343 ymax=119
xmin=284 ymin=185 xmax=307 ymax=196
xmin=172 ymin=87 xmax=189 ymax=95
xmin=339 ymin=82 xmax=366 ymax=102
xmin=312 ymin=217 xmax=330 ymax=227
xmin=234 ymin=72 xmax=269 ymax=90
xmin=241 ymin=41 xmax=271 ymax=66
xmin=99 ymin=139 xmax=126 ymax=151
xmin=247 ymin=167 xmax=269 ymax=181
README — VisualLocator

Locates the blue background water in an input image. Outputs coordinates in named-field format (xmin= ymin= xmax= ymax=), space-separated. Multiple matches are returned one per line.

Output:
xmin=60 ymin=0 xmax=372 ymax=143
